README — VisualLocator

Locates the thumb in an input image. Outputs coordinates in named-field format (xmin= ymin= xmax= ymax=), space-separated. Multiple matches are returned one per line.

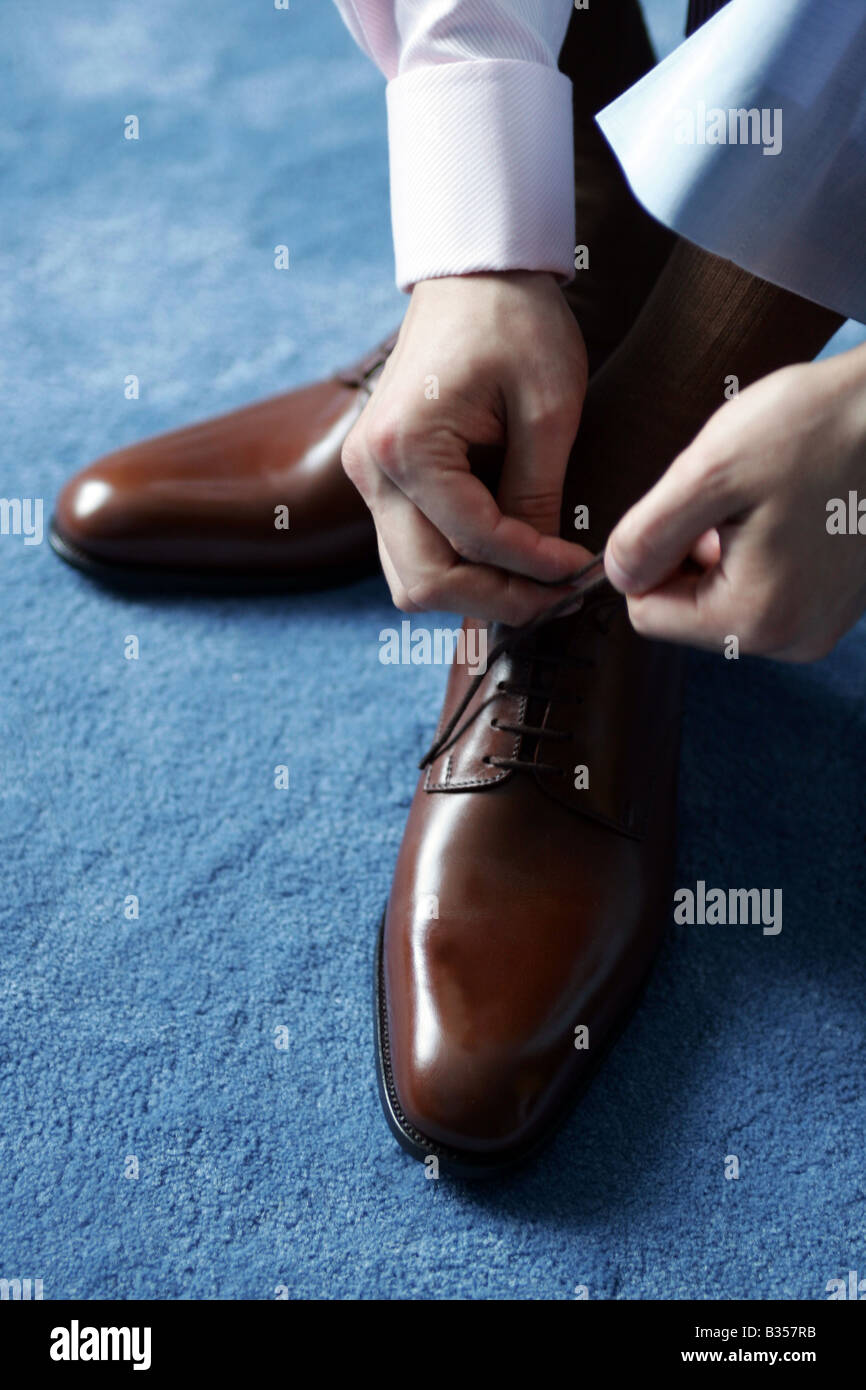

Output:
xmin=605 ymin=445 xmax=737 ymax=594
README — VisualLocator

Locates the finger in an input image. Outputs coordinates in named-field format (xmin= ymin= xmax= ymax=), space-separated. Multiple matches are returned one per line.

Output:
xmin=626 ymin=570 xmax=732 ymax=650
xmin=605 ymin=444 xmax=741 ymax=594
xmin=497 ymin=392 xmax=582 ymax=540
xmin=691 ymin=527 xmax=721 ymax=569
xmin=376 ymin=531 xmax=422 ymax=613
xmin=414 ymin=559 xmax=583 ymax=627
xmin=374 ymin=479 xmax=580 ymax=626
xmin=381 ymin=436 xmax=591 ymax=584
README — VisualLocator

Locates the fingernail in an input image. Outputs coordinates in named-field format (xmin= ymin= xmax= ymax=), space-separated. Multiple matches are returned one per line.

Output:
xmin=604 ymin=547 xmax=635 ymax=593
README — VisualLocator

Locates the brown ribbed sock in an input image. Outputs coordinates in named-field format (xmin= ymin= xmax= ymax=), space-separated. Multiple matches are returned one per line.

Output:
xmin=562 ymin=241 xmax=846 ymax=545
xmin=557 ymin=0 xmax=676 ymax=372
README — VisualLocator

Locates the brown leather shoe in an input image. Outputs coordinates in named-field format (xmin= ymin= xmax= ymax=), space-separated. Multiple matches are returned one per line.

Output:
xmin=375 ymin=585 xmax=683 ymax=1175
xmin=50 ymin=336 xmax=396 ymax=590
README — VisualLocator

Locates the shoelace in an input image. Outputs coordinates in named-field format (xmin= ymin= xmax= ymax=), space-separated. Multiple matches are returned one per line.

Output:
xmin=419 ymin=551 xmax=619 ymax=774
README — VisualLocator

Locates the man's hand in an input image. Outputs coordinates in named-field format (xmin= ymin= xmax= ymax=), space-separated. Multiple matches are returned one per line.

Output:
xmin=605 ymin=348 xmax=866 ymax=661
xmin=342 ymin=271 xmax=593 ymax=625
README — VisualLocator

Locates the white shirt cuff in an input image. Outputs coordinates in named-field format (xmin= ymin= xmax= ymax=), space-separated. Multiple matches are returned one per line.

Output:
xmin=386 ymin=59 xmax=576 ymax=292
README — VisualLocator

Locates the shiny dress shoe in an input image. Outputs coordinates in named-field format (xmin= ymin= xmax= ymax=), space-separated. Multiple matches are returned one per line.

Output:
xmin=50 ymin=335 xmax=397 ymax=590
xmin=375 ymin=571 xmax=683 ymax=1175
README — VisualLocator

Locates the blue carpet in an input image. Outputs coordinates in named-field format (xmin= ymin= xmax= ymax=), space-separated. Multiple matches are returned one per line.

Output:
xmin=1 ymin=0 xmax=864 ymax=1301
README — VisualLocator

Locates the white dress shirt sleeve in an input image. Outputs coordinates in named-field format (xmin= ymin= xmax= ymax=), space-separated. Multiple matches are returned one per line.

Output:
xmin=333 ymin=1 xmax=576 ymax=292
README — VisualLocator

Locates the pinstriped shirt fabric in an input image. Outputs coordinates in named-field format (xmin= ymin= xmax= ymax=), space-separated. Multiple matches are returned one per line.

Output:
xmin=333 ymin=0 xmax=576 ymax=290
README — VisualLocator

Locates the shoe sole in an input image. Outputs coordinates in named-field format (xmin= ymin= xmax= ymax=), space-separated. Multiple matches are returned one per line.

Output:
xmin=373 ymin=911 xmax=663 ymax=1179
xmin=49 ymin=522 xmax=379 ymax=596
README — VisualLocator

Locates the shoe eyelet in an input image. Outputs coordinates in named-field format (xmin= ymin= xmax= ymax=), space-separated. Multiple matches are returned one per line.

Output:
xmin=490 ymin=719 xmax=500 ymax=731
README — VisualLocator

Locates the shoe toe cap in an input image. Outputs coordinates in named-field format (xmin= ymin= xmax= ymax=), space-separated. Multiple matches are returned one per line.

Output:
xmin=52 ymin=458 xmax=146 ymax=563
xmin=394 ymin=1039 xmax=558 ymax=1157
